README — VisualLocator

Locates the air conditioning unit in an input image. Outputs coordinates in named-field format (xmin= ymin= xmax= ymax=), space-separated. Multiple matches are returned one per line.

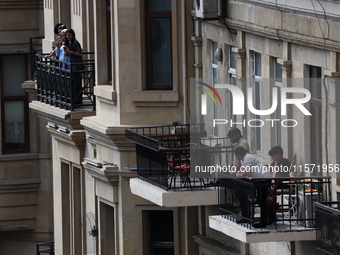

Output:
xmin=196 ymin=0 xmax=218 ymax=19
xmin=298 ymin=191 xmax=318 ymax=227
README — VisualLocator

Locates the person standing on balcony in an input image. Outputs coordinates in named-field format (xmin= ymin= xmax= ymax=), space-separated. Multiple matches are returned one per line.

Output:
xmin=45 ymin=24 xmax=68 ymax=59
xmin=234 ymin=146 xmax=276 ymax=228
xmin=64 ymin=29 xmax=83 ymax=106
xmin=55 ymin=29 xmax=70 ymax=69
xmin=227 ymin=127 xmax=250 ymax=173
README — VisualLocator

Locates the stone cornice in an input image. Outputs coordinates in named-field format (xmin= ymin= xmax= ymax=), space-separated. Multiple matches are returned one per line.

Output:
xmin=48 ymin=127 xmax=86 ymax=149
xmin=0 ymin=178 xmax=40 ymax=194
xmin=231 ymin=0 xmax=340 ymax=21
xmin=83 ymin=162 xmax=137 ymax=186
xmin=0 ymin=1 xmax=43 ymax=10
xmin=223 ymin=17 xmax=340 ymax=52
xmin=80 ymin=116 xmax=142 ymax=150
xmin=30 ymin=101 xmax=96 ymax=130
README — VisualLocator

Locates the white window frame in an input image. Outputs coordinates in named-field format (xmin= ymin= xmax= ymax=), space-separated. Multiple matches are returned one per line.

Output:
xmin=252 ymin=51 xmax=262 ymax=153
xmin=274 ymin=58 xmax=283 ymax=147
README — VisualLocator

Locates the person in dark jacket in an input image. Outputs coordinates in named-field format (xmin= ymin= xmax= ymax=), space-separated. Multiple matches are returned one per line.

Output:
xmin=65 ymin=29 xmax=83 ymax=106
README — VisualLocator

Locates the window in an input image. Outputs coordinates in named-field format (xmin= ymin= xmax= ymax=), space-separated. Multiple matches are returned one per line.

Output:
xmin=212 ymin=41 xmax=219 ymax=136
xmin=251 ymin=52 xmax=262 ymax=153
xmin=106 ymin=0 xmax=113 ymax=84
xmin=61 ymin=162 xmax=83 ymax=255
xmin=145 ymin=0 xmax=172 ymax=90
xmin=309 ymin=66 xmax=322 ymax=168
xmin=274 ymin=58 xmax=282 ymax=146
xmin=1 ymin=54 xmax=29 ymax=154
xmin=100 ymin=202 xmax=115 ymax=254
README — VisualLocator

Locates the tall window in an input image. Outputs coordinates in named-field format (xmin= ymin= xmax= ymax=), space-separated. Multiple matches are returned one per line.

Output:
xmin=145 ymin=0 xmax=172 ymax=90
xmin=61 ymin=162 xmax=83 ymax=255
xmin=228 ymin=46 xmax=237 ymax=124
xmin=309 ymin=66 xmax=322 ymax=168
xmin=100 ymin=202 xmax=115 ymax=254
xmin=106 ymin=0 xmax=112 ymax=84
xmin=1 ymin=54 xmax=29 ymax=154
xmin=212 ymin=41 xmax=219 ymax=136
xmin=251 ymin=52 xmax=262 ymax=153
xmin=274 ymin=58 xmax=282 ymax=146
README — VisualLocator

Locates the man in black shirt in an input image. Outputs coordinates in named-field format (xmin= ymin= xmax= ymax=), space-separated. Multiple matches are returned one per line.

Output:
xmin=269 ymin=146 xmax=291 ymax=177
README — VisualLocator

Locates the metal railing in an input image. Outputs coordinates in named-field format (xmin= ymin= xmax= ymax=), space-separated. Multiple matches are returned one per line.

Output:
xmin=315 ymin=201 xmax=340 ymax=255
xmin=36 ymin=241 xmax=54 ymax=255
xmin=219 ymin=177 xmax=331 ymax=230
xmin=36 ymin=53 xmax=96 ymax=110
xmin=30 ymin=36 xmax=45 ymax=80
xmin=126 ymin=124 xmax=233 ymax=191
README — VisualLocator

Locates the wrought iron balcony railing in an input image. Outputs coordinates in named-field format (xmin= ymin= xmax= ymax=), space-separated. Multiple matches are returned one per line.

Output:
xmin=126 ymin=124 xmax=233 ymax=191
xmin=36 ymin=54 xmax=95 ymax=111
xmin=36 ymin=241 xmax=54 ymax=255
xmin=30 ymin=36 xmax=44 ymax=81
xmin=315 ymin=201 xmax=340 ymax=255
xmin=219 ymin=176 xmax=331 ymax=230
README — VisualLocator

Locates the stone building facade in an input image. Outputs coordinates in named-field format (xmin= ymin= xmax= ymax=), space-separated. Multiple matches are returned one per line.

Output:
xmin=28 ymin=0 xmax=340 ymax=255
xmin=0 ymin=0 xmax=53 ymax=254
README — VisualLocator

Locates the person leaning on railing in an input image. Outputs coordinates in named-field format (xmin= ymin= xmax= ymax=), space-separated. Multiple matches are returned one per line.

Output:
xmin=234 ymin=146 xmax=277 ymax=228
xmin=45 ymin=24 xmax=68 ymax=58
xmin=55 ymin=29 xmax=70 ymax=69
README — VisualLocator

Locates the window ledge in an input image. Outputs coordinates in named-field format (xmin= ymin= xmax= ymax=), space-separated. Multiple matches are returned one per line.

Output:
xmin=94 ymin=85 xmax=117 ymax=105
xmin=131 ymin=91 xmax=179 ymax=107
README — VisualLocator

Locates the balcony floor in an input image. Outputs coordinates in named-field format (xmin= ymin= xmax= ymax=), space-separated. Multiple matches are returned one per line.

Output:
xmin=209 ymin=215 xmax=316 ymax=243
xmin=130 ymin=178 xmax=218 ymax=207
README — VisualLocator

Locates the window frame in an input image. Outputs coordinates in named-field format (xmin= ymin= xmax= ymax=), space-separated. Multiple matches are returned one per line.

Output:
xmin=0 ymin=54 xmax=30 ymax=154
xmin=145 ymin=0 xmax=173 ymax=90
xmin=252 ymin=51 xmax=262 ymax=153
xmin=274 ymin=58 xmax=282 ymax=147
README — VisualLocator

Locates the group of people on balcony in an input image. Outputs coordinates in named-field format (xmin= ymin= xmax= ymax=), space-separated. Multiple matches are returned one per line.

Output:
xmin=45 ymin=23 xmax=83 ymax=71
xmin=45 ymin=23 xmax=84 ymax=106
xmin=227 ymin=127 xmax=292 ymax=228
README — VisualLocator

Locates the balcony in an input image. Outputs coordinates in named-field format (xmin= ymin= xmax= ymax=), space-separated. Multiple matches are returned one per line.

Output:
xmin=28 ymin=36 xmax=96 ymax=130
xmin=127 ymin=124 xmax=233 ymax=207
xmin=315 ymin=201 xmax=340 ymax=255
xmin=35 ymin=53 xmax=95 ymax=111
xmin=210 ymin=176 xmax=331 ymax=243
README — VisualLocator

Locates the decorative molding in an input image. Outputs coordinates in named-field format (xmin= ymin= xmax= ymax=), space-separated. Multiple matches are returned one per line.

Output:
xmin=94 ymin=85 xmax=117 ymax=106
xmin=223 ymin=17 xmax=340 ymax=52
xmin=48 ymin=127 xmax=86 ymax=149
xmin=0 ymin=1 xmax=43 ymax=10
xmin=30 ymin=101 xmax=95 ymax=130
xmin=230 ymin=0 xmax=340 ymax=21
xmin=131 ymin=91 xmax=179 ymax=107
xmin=83 ymin=161 xmax=137 ymax=187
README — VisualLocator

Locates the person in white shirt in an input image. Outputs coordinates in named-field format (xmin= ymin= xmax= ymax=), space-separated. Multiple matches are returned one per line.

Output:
xmin=234 ymin=146 xmax=276 ymax=228
xmin=227 ymin=127 xmax=250 ymax=172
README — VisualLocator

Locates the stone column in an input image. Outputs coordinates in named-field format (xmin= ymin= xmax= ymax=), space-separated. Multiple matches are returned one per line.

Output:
xmin=324 ymin=71 xmax=340 ymax=200
xmin=192 ymin=36 xmax=203 ymax=124
xmin=278 ymin=59 xmax=293 ymax=161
